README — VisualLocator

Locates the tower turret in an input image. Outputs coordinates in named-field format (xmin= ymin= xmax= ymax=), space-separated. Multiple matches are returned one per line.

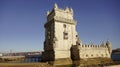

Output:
xmin=106 ymin=40 xmax=112 ymax=54
xmin=76 ymin=37 xmax=82 ymax=47
xmin=100 ymin=41 xmax=105 ymax=47
xmin=54 ymin=3 xmax=58 ymax=9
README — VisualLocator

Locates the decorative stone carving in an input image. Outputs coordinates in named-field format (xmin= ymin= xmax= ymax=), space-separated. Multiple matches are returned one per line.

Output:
xmin=54 ymin=3 xmax=58 ymax=9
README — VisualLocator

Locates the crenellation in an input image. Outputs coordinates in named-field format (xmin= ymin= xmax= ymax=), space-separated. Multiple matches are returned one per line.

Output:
xmin=98 ymin=45 xmax=100 ymax=47
xmin=88 ymin=45 xmax=90 ymax=48
xmin=82 ymin=45 xmax=84 ymax=48
xmin=80 ymin=44 xmax=109 ymax=49
xmin=91 ymin=45 xmax=94 ymax=47
xmin=85 ymin=44 xmax=88 ymax=47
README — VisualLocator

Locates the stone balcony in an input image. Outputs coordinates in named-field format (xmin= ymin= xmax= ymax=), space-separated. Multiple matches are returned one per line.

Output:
xmin=53 ymin=16 xmax=76 ymax=25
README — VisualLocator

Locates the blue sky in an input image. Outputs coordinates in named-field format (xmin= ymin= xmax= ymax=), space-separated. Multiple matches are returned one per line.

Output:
xmin=0 ymin=0 xmax=120 ymax=52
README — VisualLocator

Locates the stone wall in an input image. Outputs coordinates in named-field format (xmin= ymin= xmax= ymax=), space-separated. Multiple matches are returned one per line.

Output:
xmin=79 ymin=45 xmax=110 ymax=58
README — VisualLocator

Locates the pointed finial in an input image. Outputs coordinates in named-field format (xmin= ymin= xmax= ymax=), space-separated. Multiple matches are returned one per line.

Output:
xmin=101 ymin=41 xmax=105 ymax=47
xmin=101 ymin=41 xmax=104 ymax=44
xmin=65 ymin=6 xmax=69 ymax=11
xmin=106 ymin=40 xmax=110 ymax=44
xmin=106 ymin=38 xmax=110 ymax=43
xmin=70 ymin=8 xmax=73 ymax=12
xmin=54 ymin=3 xmax=58 ymax=9
xmin=47 ymin=11 xmax=50 ymax=16
xmin=66 ymin=6 xmax=69 ymax=9
xmin=90 ymin=41 xmax=93 ymax=45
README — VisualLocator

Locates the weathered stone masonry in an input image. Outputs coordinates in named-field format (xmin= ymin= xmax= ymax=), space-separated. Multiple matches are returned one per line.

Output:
xmin=42 ymin=3 xmax=112 ymax=62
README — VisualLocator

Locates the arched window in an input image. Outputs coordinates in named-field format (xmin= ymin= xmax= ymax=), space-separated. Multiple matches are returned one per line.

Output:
xmin=63 ymin=24 xmax=66 ymax=28
xmin=101 ymin=54 xmax=104 ymax=57
xmin=63 ymin=32 xmax=68 ymax=39
xmin=86 ymin=54 xmax=88 ymax=57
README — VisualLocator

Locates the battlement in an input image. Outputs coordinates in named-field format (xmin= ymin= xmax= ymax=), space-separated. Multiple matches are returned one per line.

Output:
xmin=76 ymin=39 xmax=111 ymax=48
xmin=46 ymin=3 xmax=74 ymax=23
xmin=47 ymin=3 xmax=73 ymax=16
xmin=81 ymin=44 xmax=107 ymax=48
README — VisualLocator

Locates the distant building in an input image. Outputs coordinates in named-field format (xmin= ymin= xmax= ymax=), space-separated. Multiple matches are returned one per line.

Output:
xmin=2 ymin=51 xmax=42 ymax=56
xmin=42 ymin=3 xmax=112 ymax=63
xmin=25 ymin=54 xmax=41 ymax=62
xmin=0 ymin=53 xmax=2 ymax=56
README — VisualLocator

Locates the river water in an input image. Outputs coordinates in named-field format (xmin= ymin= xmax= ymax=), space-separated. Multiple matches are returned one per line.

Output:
xmin=111 ymin=54 xmax=120 ymax=61
xmin=23 ymin=54 xmax=120 ymax=62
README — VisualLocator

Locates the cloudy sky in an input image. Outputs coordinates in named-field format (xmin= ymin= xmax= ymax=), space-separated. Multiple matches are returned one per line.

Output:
xmin=0 ymin=0 xmax=120 ymax=52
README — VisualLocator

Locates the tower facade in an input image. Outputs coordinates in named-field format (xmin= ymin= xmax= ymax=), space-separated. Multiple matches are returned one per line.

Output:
xmin=42 ymin=3 xmax=77 ymax=61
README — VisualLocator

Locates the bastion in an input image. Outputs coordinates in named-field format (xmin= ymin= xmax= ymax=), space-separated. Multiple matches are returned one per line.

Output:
xmin=42 ymin=3 xmax=112 ymax=66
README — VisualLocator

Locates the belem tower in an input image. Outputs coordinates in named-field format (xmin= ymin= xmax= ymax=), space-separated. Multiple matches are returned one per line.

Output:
xmin=42 ymin=3 xmax=112 ymax=64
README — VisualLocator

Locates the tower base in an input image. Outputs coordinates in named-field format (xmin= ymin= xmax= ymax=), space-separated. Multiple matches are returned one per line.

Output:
xmin=48 ymin=58 xmax=72 ymax=66
xmin=42 ymin=50 xmax=54 ymax=61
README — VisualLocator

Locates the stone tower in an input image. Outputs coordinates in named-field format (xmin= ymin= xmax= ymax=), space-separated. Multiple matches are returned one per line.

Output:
xmin=42 ymin=4 xmax=112 ymax=65
xmin=42 ymin=3 xmax=77 ymax=63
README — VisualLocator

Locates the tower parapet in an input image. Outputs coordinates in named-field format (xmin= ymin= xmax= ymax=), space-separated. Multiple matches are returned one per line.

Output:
xmin=45 ymin=3 xmax=76 ymax=26
xmin=81 ymin=42 xmax=109 ymax=49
